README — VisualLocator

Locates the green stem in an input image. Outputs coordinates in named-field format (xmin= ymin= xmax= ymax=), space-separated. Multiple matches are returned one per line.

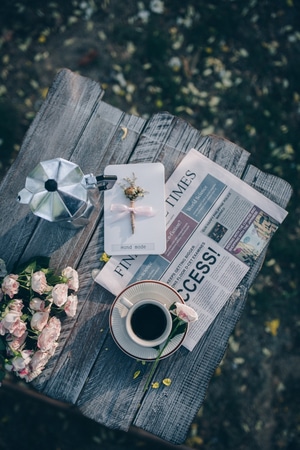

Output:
xmin=143 ymin=320 xmax=183 ymax=392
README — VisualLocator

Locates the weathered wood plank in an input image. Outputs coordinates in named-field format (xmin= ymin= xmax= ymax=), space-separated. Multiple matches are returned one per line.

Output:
xmin=31 ymin=110 xmax=145 ymax=395
xmin=242 ymin=164 xmax=293 ymax=208
xmin=0 ymin=68 xmax=105 ymax=271
xmin=129 ymin=113 xmax=250 ymax=179
xmin=200 ymin=134 xmax=250 ymax=177
xmin=76 ymin=333 xmax=148 ymax=431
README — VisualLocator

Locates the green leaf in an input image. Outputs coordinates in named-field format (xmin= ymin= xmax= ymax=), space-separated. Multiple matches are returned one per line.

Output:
xmin=0 ymin=337 xmax=6 ymax=352
xmin=170 ymin=317 xmax=187 ymax=338
xmin=15 ymin=256 xmax=50 ymax=274
xmin=0 ymin=354 xmax=7 ymax=382
xmin=133 ymin=370 xmax=141 ymax=379
xmin=45 ymin=272 xmax=62 ymax=286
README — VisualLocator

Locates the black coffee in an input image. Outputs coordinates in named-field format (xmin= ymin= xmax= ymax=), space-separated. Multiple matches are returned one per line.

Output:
xmin=131 ymin=303 xmax=167 ymax=341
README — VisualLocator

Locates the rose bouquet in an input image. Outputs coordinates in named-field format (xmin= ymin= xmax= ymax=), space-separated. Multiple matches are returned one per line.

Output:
xmin=0 ymin=257 xmax=79 ymax=385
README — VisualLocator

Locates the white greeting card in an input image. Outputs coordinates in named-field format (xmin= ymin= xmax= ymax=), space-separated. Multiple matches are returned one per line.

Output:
xmin=104 ymin=163 xmax=166 ymax=255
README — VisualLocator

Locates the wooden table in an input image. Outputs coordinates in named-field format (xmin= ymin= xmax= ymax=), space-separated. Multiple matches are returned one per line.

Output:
xmin=0 ymin=69 xmax=292 ymax=445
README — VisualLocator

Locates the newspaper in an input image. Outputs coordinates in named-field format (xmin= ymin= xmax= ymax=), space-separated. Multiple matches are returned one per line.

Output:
xmin=95 ymin=149 xmax=288 ymax=351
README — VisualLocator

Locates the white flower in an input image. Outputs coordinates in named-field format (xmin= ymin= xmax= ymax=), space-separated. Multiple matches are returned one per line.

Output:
xmin=6 ymin=331 xmax=28 ymax=351
xmin=168 ymin=56 xmax=182 ymax=71
xmin=52 ymin=283 xmax=68 ymax=307
xmin=8 ymin=299 xmax=23 ymax=313
xmin=10 ymin=349 xmax=33 ymax=378
xmin=137 ymin=10 xmax=150 ymax=23
xmin=31 ymin=271 xmax=50 ymax=295
xmin=37 ymin=316 xmax=61 ymax=352
xmin=64 ymin=294 xmax=78 ymax=318
xmin=1 ymin=274 xmax=19 ymax=298
xmin=62 ymin=267 xmax=79 ymax=292
xmin=29 ymin=297 xmax=47 ymax=311
xmin=173 ymin=302 xmax=198 ymax=323
xmin=30 ymin=311 xmax=49 ymax=331
xmin=0 ymin=311 xmax=26 ymax=337
xmin=150 ymin=0 xmax=164 ymax=14
xmin=27 ymin=350 xmax=53 ymax=382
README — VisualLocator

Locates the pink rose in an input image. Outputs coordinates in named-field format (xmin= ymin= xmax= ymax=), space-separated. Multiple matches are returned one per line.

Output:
xmin=37 ymin=316 xmax=61 ymax=352
xmin=30 ymin=350 xmax=50 ymax=372
xmin=0 ymin=321 xmax=5 ymax=335
xmin=52 ymin=283 xmax=68 ymax=307
xmin=17 ymin=368 xmax=31 ymax=379
xmin=174 ymin=302 xmax=198 ymax=323
xmin=0 ymin=312 xmax=26 ymax=337
xmin=11 ymin=317 xmax=27 ymax=338
xmin=31 ymin=271 xmax=50 ymax=295
xmin=9 ymin=299 xmax=24 ymax=313
xmin=64 ymin=294 xmax=78 ymax=318
xmin=1 ymin=274 xmax=19 ymax=298
xmin=11 ymin=357 xmax=26 ymax=372
xmin=27 ymin=350 xmax=52 ymax=381
xmin=31 ymin=311 xmax=49 ymax=331
xmin=26 ymin=342 xmax=59 ymax=382
xmin=10 ymin=349 xmax=33 ymax=377
xmin=62 ymin=267 xmax=79 ymax=292
xmin=6 ymin=331 xmax=28 ymax=351
xmin=29 ymin=297 xmax=47 ymax=311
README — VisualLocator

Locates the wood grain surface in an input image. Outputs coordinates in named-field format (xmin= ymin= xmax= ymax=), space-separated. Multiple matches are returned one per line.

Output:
xmin=0 ymin=69 xmax=292 ymax=444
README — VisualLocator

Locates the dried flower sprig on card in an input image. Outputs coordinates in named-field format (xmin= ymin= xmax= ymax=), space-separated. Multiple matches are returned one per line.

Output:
xmin=120 ymin=173 xmax=148 ymax=234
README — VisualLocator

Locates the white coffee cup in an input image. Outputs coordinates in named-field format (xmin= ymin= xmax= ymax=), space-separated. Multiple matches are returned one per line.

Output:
xmin=120 ymin=296 xmax=173 ymax=347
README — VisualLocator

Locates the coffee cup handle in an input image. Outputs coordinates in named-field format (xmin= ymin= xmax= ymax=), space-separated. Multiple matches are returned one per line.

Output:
xmin=119 ymin=296 xmax=133 ymax=309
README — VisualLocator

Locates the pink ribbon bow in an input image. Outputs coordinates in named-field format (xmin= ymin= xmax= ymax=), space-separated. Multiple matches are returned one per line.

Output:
xmin=110 ymin=203 xmax=155 ymax=220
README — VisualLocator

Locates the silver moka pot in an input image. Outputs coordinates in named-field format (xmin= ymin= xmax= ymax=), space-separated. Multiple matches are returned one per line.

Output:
xmin=17 ymin=157 xmax=117 ymax=228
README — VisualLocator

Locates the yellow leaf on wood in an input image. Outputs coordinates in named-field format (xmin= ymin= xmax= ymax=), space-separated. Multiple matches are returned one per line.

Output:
xmin=162 ymin=378 xmax=172 ymax=386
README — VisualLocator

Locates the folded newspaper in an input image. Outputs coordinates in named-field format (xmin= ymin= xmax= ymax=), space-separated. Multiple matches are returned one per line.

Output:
xmin=95 ymin=149 xmax=288 ymax=351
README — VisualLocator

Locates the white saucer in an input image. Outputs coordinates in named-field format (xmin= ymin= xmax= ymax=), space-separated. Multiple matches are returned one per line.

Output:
xmin=109 ymin=280 xmax=187 ymax=361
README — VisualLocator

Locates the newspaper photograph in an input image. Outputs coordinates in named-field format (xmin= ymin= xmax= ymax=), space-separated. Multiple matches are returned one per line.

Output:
xmin=95 ymin=149 xmax=288 ymax=351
